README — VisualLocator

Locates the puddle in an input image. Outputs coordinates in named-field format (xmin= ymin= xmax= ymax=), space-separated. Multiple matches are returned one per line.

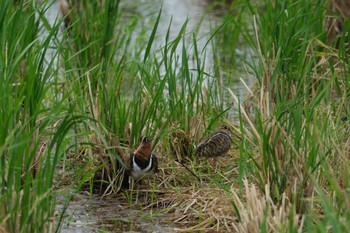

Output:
xmin=57 ymin=191 xmax=179 ymax=233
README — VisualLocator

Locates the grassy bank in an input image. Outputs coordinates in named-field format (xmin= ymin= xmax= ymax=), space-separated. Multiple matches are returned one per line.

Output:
xmin=1 ymin=0 xmax=349 ymax=232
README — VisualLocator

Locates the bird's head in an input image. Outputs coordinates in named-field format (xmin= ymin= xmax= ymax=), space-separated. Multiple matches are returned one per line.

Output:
xmin=134 ymin=136 xmax=152 ymax=158
xmin=218 ymin=125 xmax=234 ymax=136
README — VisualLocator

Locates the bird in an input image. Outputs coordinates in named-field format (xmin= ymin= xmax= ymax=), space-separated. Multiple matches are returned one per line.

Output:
xmin=195 ymin=125 xmax=238 ymax=157
xmin=121 ymin=136 xmax=158 ymax=189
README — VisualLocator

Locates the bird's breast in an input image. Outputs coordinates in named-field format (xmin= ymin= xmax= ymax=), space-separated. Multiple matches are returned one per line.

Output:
xmin=130 ymin=154 xmax=155 ymax=180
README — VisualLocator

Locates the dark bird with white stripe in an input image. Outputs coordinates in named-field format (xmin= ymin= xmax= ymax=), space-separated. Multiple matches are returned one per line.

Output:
xmin=129 ymin=136 xmax=158 ymax=180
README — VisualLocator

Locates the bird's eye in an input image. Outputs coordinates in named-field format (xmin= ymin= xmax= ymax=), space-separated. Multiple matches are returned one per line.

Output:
xmin=144 ymin=137 xmax=151 ymax=143
xmin=223 ymin=125 xmax=229 ymax=130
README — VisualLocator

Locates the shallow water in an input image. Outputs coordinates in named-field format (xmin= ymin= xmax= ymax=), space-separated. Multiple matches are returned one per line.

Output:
xmin=56 ymin=191 xmax=178 ymax=233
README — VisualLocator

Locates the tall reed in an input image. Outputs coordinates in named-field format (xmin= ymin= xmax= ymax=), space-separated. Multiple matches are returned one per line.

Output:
xmin=0 ymin=1 xmax=84 ymax=232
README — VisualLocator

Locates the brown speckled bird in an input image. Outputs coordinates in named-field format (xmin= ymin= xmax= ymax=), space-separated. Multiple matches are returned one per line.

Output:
xmin=125 ymin=136 xmax=158 ymax=181
xmin=195 ymin=125 xmax=236 ymax=157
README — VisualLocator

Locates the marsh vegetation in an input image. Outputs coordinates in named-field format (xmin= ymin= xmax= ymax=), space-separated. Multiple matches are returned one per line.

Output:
xmin=0 ymin=0 xmax=349 ymax=232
